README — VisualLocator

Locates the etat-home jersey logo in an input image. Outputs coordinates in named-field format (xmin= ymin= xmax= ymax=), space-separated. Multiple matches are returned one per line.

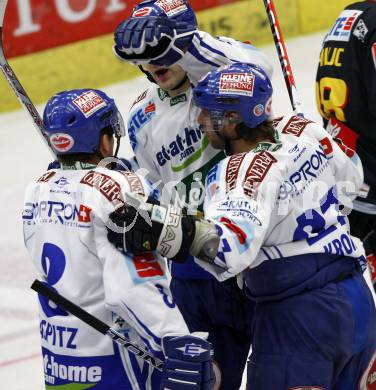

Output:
xmin=156 ymin=126 xmax=208 ymax=171
xmin=324 ymin=9 xmax=363 ymax=42
xmin=72 ymin=90 xmax=107 ymax=118
xmin=219 ymin=73 xmax=255 ymax=96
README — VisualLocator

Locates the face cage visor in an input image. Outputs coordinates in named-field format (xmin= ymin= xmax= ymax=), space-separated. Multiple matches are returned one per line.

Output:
xmin=108 ymin=109 xmax=126 ymax=138
xmin=195 ymin=105 xmax=241 ymax=135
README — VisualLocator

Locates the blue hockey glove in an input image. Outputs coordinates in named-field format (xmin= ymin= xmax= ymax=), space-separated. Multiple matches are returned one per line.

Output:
xmin=113 ymin=16 xmax=196 ymax=66
xmin=161 ymin=333 xmax=215 ymax=390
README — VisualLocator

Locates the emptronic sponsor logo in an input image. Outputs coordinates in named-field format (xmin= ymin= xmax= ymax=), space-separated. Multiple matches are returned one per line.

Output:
xmin=23 ymin=201 xmax=92 ymax=226
xmin=156 ymin=126 xmax=205 ymax=167
xmin=278 ymin=148 xmax=328 ymax=199
xmin=288 ymin=148 xmax=327 ymax=185
xmin=43 ymin=354 xmax=102 ymax=385
xmin=128 ymin=101 xmax=156 ymax=150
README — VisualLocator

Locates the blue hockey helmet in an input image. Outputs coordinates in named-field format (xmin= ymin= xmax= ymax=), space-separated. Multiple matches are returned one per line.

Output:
xmin=43 ymin=89 xmax=125 ymax=155
xmin=193 ymin=63 xmax=273 ymax=129
xmin=131 ymin=0 xmax=197 ymax=27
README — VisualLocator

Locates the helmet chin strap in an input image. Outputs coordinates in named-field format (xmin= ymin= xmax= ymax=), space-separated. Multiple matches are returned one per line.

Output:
xmin=114 ymin=136 xmax=121 ymax=158
xmin=95 ymin=135 xmax=121 ymax=169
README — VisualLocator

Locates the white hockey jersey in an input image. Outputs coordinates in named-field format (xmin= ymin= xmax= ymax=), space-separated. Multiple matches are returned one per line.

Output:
xmin=128 ymin=31 xmax=273 ymax=278
xmin=23 ymin=166 xmax=188 ymax=389
xmin=198 ymin=115 xmax=366 ymax=283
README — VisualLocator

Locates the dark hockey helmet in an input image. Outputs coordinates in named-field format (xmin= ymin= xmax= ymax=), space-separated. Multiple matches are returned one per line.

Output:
xmin=43 ymin=89 xmax=125 ymax=155
xmin=193 ymin=63 xmax=273 ymax=129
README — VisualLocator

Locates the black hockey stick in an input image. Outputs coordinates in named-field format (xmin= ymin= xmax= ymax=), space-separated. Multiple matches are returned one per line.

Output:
xmin=31 ymin=280 xmax=164 ymax=371
xmin=262 ymin=0 xmax=304 ymax=116
xmin=0 ymin=0 xmax=55 ymax=157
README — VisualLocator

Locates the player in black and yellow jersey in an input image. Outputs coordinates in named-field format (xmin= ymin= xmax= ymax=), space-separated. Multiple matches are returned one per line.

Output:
xmin=316 ymin=1 xmax=376 ymax=290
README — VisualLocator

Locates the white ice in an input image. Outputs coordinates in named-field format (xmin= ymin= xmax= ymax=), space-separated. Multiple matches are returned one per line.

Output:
xmin=0 ymin=30 xmax=374 ymax=390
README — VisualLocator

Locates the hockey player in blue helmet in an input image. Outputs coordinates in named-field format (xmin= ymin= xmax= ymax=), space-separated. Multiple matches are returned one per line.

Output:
xmin=193 ymin=63 xmax=274 ymax=155
xmin=25 ymin=88 xmax=218 ymax=390
xmin=112 ymin=2 xmax=273 ymax=389
xmin=43 ymin=89 xmax=125 ymax=161
xmin=108 ymin=63 xmax=376 ymax=389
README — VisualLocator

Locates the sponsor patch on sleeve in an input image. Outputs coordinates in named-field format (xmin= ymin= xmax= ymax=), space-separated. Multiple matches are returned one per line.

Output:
xmin=219 ymin=73 xmax=255 ymax=96
xmin=324 ymin=9 xmax=363 ymax=42
xmin=72 ymin=90 xmax=107 ymax=118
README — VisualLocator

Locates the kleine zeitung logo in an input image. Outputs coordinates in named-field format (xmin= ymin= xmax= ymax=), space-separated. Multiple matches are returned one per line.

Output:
xmin=219 ymin=73 xmax=255 ymax=96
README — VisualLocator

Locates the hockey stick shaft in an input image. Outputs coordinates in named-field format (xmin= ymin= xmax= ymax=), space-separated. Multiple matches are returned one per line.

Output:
xmin=31 ymin=280 xmax=164 ymax=371
xmin=0 ymin=0 xmax=55 ymax=157
xmin=262 ymin=0 xmax=303 ymax=116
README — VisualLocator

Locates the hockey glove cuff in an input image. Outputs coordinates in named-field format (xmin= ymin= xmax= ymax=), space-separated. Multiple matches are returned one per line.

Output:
xmin=161 ymin=332 xmax=215 ymax=390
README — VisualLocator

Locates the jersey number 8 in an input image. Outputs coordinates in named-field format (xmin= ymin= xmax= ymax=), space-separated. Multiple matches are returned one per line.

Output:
xmin=316 ymin=77 xmax=348 ymax=122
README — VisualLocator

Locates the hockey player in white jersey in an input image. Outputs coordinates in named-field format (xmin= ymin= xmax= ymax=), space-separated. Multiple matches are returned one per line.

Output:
xmin=113 ymin=1 xmax=272 ymax=387
xmin=23 ymin=88 xmax=216 ymax=390
xmin=107 ymin=63 xmax=376 ymax=389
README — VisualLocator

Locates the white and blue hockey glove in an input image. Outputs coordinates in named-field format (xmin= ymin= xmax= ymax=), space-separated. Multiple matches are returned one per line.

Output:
xmin=161 ymin=333 xmax=215 ymax=390
xmin=113 ymin=16 xmax=196 ymax=66
xmin=107 ymin=199 xmax=196 ymax=262
xmin=107 ymin=200 xmax=219 ymax=263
